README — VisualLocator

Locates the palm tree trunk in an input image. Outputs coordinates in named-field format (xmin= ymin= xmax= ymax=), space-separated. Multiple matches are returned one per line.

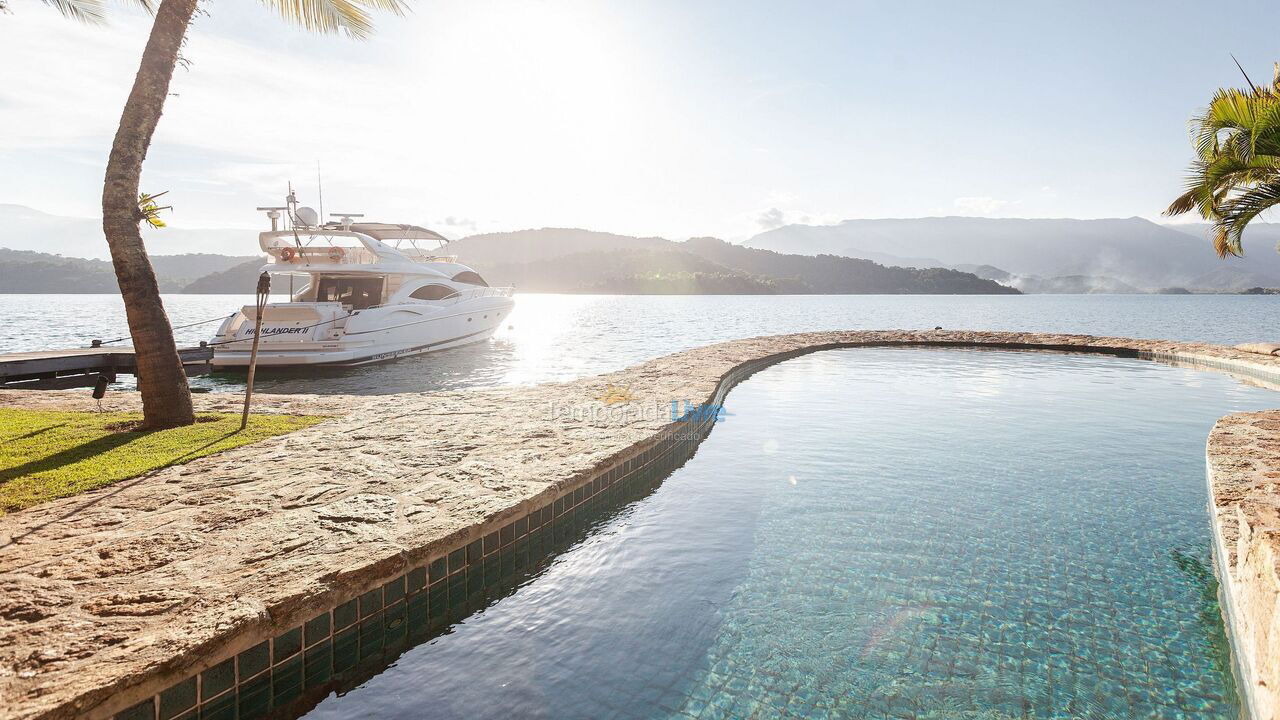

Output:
xmin=102 ymin=0 xmax=199 ymax=428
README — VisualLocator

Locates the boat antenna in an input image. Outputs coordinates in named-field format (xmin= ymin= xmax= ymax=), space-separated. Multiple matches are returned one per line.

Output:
xmin=283 ymin=181 xmax=305 ymax=259
xmin=286 ymin=181 xmax=298 ymax=227
xmin=316 ymin=161 xmax=324 ymax=221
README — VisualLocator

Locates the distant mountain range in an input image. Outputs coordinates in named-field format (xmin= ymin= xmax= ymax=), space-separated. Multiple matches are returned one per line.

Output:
xmin=7 ymin=201 xmax=1280 ymax=294
xmin=0 ymin=227 xmax=1015 ymax=295
xmin=445 ymin=230 xmax=1016 ymax=294
xmin=744 ymin=216 xmax=1280 ymax=292
xmin=0 ymin=248 xmax=257 ymax=293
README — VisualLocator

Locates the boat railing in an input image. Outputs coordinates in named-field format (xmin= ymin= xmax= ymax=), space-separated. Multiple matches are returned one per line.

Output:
xmin=401 ymin=250 xmax=459 ymax=264
xmin=266 ymin=245 xmax=382 ymax=266
xmin=442 ymin=286 xmax=515 ymax=305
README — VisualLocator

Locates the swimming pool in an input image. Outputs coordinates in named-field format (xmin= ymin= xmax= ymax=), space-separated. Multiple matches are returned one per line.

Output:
xmin=301 ymin=348 xmax=1274 ymax=719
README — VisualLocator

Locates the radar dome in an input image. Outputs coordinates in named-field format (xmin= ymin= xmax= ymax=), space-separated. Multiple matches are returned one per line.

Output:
xmin=295 ymin=206 xmax=320 ymax=226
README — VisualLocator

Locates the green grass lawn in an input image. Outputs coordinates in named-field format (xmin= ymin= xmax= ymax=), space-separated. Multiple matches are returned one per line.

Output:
xmin=0 ymin=409 xmax=326 ymax=514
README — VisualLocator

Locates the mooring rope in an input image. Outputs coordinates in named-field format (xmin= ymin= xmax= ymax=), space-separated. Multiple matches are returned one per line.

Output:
xmin=94 ymin=314 xmax=235 ymax=346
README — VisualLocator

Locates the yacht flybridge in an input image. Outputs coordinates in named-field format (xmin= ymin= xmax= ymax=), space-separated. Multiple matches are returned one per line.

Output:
xmin=210 ymin=196 xmax=514 ymax=368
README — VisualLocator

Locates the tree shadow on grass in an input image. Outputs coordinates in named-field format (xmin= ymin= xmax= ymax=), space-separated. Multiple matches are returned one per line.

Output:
xmin=0 ymin=430 xmax=143 ymax=484
xmin=2 ymin=423 xmax=68 ymax=443
xmin=1 ymin=428 xmax=245 ymax=548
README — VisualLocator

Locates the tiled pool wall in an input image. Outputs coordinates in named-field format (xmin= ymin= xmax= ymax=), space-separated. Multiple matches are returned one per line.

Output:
xmin=100 ymin=343 xmax=1273 ymax=720
xmin=106 ymin=357 xmax=781 ymax=720
xmin=1143 ymin=348 xmax=1279 ymax=720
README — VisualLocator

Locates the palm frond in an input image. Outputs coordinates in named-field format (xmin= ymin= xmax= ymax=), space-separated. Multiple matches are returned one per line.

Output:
xmin=1171 ymin=66 xmax=1280 ymax=257
xmin=1213 ymin=226 xmax=1242 ymax=258
xmin=1218 ymin=181 xmax=1280 ymax=254
xmin=1165 ymin=188 xmax=1200 ymax=216
xmin=41 ymin=0 xmax=106 ymax=23
xmin=258 ymin=0 xmax=408 ymax=39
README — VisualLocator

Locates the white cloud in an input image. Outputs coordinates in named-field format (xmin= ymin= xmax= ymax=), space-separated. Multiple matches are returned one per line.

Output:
xmin=756 ymin=207 xmax=787 ymax=229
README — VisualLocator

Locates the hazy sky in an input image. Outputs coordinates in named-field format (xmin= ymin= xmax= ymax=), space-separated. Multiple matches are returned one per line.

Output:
xmin=2 ymin=0 xmax=1279 ymax=240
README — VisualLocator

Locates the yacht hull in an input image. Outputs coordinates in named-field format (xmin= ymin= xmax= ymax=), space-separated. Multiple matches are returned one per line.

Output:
xmin=211 ymin=297 xmax=512 ymax=369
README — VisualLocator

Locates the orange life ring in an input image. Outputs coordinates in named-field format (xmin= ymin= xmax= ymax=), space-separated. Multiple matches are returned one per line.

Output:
xmin=328 ymin=246 xmax=345 ymax=262
xmin=279 ymin=247 xmax=297 ymax=262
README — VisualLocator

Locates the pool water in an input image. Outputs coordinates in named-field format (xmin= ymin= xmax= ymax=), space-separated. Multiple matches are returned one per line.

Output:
xmin=304 ymin=349 xmax=1277 ymax=719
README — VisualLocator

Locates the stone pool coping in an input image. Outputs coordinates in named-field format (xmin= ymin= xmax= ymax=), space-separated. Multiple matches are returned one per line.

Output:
xmin=1 ymin=330 xmax=1278 ymax=720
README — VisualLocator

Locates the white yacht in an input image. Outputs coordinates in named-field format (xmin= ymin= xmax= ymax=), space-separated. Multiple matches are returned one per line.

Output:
xmin=210 ymin=198 xmax=514 ymax=368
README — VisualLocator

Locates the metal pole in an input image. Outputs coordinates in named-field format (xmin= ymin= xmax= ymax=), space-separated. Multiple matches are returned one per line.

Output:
xmin=241 ymin=272 xmax=271 ymax=431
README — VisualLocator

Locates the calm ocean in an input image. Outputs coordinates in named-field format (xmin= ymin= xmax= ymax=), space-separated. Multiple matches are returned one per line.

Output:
xmin=3 ymin=292 xmax=1278 ymax=394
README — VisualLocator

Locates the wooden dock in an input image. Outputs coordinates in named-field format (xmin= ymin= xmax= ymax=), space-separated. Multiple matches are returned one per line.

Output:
xmin=0 ymin=345 xmax=214 ymax=390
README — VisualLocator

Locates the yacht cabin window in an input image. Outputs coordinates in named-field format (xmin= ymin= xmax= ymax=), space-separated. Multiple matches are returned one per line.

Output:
xmin=409 ymin=284 xmax=462 ymax=301
xmin=315 ymin=275 xmax=385 ymax=309
xmin=450 ymin=271 xmax=488 ymax=287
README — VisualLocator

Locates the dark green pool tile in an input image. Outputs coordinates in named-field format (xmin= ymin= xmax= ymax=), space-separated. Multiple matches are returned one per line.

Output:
xmin=333 ymin=598 xmax=358 ymax=630
xmin=383 ymin=576 xmax=405 ymax=605
xmin=499 ymin=522 xmax=515 ymax=546
xmin=272 ymin=627 xmax=301 ymax=664
xmin=359 ymin=588 xmax=382 ymax=618
xmin=384 ymin=601 xmax=408 ymax=646
xmin=428 ymin=585 xmax=447 ymax=619
xmin=271 ymin=655 xmax=303 ymax=707
xmin=466 ymin=539 xmax=483 ymax=565
xmin=237 ymin=672 xmax=270 ymax=720
xmin=514 ymin=516 xmax=528 ymax=537
xmin=114 ymin=698 xmax=154 ymax=720
xmin=200 ymin=658 xmax=235 ymax=701
xmin=483 ymin=531 xmax=500 ymax=555
xmin=332 ymin=626 xmax=358 ymax=674
xmin=407 ymin=593 xmax=429 ymax=633
xmin=527 ymin=528 xmax=546 ymax=557
xmin=237 ymin=641 xmax=269 ymax=682
xmin=199 ymin=690 xmax=236 ymax=720
xmin=407 ymin=566 xmax=427 ymax=593
xmin=447 ymin=572 xmax=467 ymax=604
xmin=499 ymin=551 xmax=516 ymax=580
xmin=158 ymin=677 xmax=197 ymax=720
xmin=429 ymin=557 xmax=448 ymax=584
xmin=359 ymin=617 xmax=384 ymax=661
xmin=304 ymin=640 xmax=332 ymax=689
xmin=303 ymin=612 xmax=330 ymax=647
xmin=448 ymin=547 xmax=466 ymax=573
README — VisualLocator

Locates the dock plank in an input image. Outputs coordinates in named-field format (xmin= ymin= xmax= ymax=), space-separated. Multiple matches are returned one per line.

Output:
xmin=0 ymin=346 xmax=214 ymax=384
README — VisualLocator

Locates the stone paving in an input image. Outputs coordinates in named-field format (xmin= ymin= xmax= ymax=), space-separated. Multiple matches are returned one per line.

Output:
xmin=0 ymin=330 xmax=1278 ymax=720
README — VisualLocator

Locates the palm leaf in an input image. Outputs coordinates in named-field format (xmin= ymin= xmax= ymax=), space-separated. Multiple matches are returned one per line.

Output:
xmin=259 ymin=0 xmax=407 ymax=39
xmin=1166 ymin=188 xmax=1201 ymax=216
xmin=41 ymin=0 xmax=106 ymax=23
xmin=1219 ymin=181 xmax=1280 ymax=255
